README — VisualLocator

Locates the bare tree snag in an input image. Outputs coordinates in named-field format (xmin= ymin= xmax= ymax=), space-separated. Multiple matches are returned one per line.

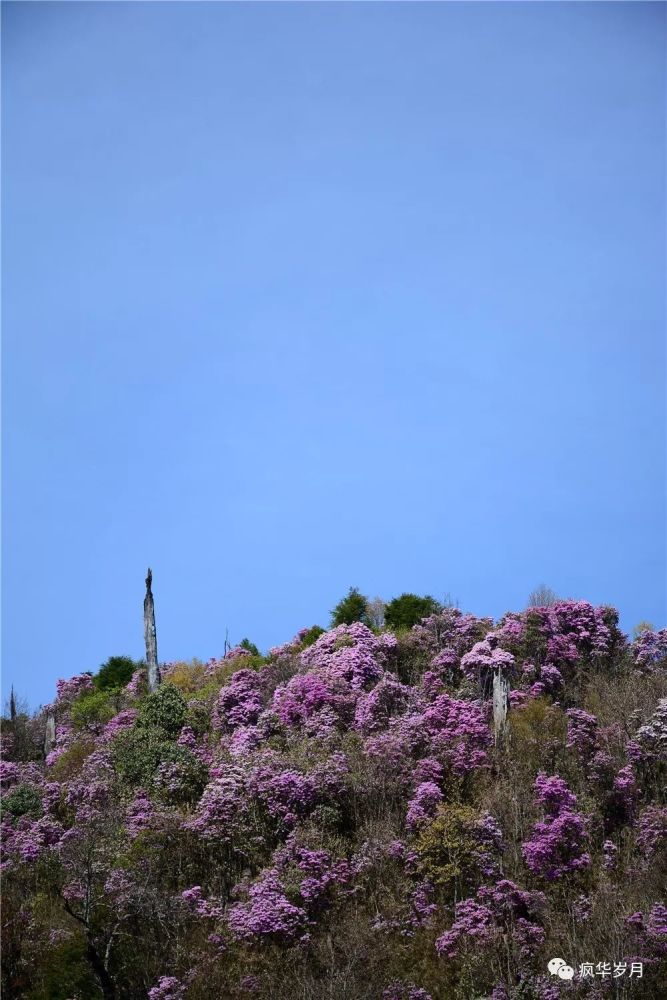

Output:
xmin=44 ymin=711 xmax=56 ymax=756
xmin=144 ymin=567 xmax=160 ymax=692
xmin=492 ymin=667 xmax=510 ymax=744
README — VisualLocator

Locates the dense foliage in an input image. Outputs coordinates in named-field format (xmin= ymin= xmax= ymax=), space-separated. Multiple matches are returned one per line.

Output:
xmin=2 ymin=606 xmax=666 ymax=999
xmin=94 ymin=657 xmax=144 ymax=693
xmin=330 ymin=587 xmax=370 ymax=627
xmin=384 ymin=595 xmax=441 ymax=631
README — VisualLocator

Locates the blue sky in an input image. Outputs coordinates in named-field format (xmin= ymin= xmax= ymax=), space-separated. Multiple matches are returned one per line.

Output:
xmin=2 ymin=2 xmax=665 ymax=709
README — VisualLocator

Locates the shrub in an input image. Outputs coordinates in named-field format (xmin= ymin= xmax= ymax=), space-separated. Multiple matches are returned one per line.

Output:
xmin=508 ymin=698 xmax=567 ymax=775
xmin=22 ymin=935 xmax=101 ymax=1000
xmin=112 ymin=727 xmax=173 ymax=787
xmin=138 ymin=684 xmax=187 ymax=739
xmin=1 ymin=783 xmax=43 ymax=821
xmin=70 ymin=689 xmax=116 ymax=730
xmin=522 ymin=774 xmax=590 ymax=880
xmin=160 ymin=660 xmax=208 ymax=696
xmin=5 ymin=595 xmax=666 ymax=1000
xmin=416 ymin=804 xmax=502 ymax=894
xmin=153 ymin=746 xmax=208 ymax=805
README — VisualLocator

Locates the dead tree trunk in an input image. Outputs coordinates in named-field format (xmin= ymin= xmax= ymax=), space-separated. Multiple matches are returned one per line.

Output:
xmin=144 ymin=567 xmax=160 ymax=692
xmin=44 ymin=711 xmax=56 ymax=757
xmin=86 ymin=940 xmax=116 ymax=1000
xmin=492 ymin=668 xmax=510 ymax=744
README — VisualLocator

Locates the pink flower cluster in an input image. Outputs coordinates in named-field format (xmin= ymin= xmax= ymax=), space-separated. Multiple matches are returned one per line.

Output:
xmin=436 ymin=880 xmax=546 ymax=959
xmin=460 ymin=639 xmax=515 ymax=692
xmin=566 ymin=709 xmax=599 ymax=759
xmin=54 ymin=673 xmax=94 ymax=705
xmin=410 ymin=607 xmax=492 ymax=659
xmin=522 ymin=774 xmax=590 ymax=880
xmin=227 ymin=868 xmax=308 ymax=943
xmin=632 ymin=628 xmax=667 ymax=673
xmin=212 ymin=669 xmax=263 ymax=730
xmin=147 ymin=977 xmax=186 ymax=1000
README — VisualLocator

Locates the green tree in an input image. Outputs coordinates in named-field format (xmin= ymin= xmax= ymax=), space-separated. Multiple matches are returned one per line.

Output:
xmin=330 ymin=587 xmax=369 ymax=627
xmin=138 ymin=683 xmax=187 ymax=739
xmin=384 ymin=593 xmax=440 ymax=630
xmin=70 ymin=689 xmax=116 ymax=730
xmin=239 ymin=638 xmax=261 ymax=656
xmin=416 ymin=803 xmax=491 ymax=898
xmin=113 ymin=727 xmax=172 ymax=787
xmin=300 ymin=625 xmax=326 ymax=648
xmin=93 ymin=655 xmax=141 ymax=691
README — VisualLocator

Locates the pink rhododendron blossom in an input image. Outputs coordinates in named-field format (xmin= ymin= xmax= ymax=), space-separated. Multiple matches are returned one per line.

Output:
xmin=522 ymin=775 xmax=590 ymax=880
xmin=147 ymin=977 xmax=186 ymax=1000
xmin=632 ymin=628 xmax=667 ymax=673
xmin=227 ymin=869 xmax=308 ymax=943
xmin=213 ymin=669 xmax=263 ymax=730
xmin=405 ymin=782 xmax=443 ymax=831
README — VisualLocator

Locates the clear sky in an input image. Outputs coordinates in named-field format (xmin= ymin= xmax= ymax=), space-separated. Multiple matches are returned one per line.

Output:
xmin=2 ymin=1 xmax=665 ymax=709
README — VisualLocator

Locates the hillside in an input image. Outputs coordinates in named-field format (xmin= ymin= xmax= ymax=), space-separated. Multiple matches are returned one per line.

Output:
xmin=1 ymin=601 xmax=666 ymax=999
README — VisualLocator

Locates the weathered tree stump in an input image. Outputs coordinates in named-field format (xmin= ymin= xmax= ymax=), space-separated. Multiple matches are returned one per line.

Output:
xmin=144 ymin=567 xmax=160 ymax=692
xmin=44 ymin=711 xmax=56 ymax=756
xmin=492 ymin=667 xmax=510 ymax=744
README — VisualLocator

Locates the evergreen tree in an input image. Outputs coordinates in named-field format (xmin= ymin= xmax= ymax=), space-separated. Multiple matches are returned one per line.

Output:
xmin=384 ymin=593 xmax=441 ymax=630
xmin=330 ymin=587 xmax=369 ymax=627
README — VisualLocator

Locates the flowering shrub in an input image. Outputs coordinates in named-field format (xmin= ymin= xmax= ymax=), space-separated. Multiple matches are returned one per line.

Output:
xmin=627 ymin=698 xmax=667 ymax=766
xmin=247 ymin=757 xmax=316 ymax=828
xmin=635 ymin=806 xmax=667 ymax=869
xmin=460 ymin=638 xmax=515 ymax=693
xmin=55 ymin=673 xmax=95 ymax=705
xmin=602 ymin=839 xmax=618 ymax=870
xmin=212 ymin=669 xmax=263 ymax=730
xmin=181 ymin=885 xmax=223 ymax=920
xmin=300 ymin=621 xmax=390 ymax=689
xmin=147 ymin=977 xmax=187 ymax=1000
xmin=100 ymin=708 xmax=138 ymax=743
xmin=125 ymin=788 xmax=154 ymax=839
xmin=1 ymin=598 xmax=664 ymax=999
xmin=406 ymin=782 xmax=443 ymax=832
xmin=273 ymin=672 xmax=354 ymax=733
xmin=420 ymin=694 xmax=492 ymax=775
xmin=227 ymin=869 xmax=308 ymax=943
xmin=354 ymin=674 xmax=411 ymax=734
xmin=184 ymin=769 xmax=248 ymax=843
xmin=625 ymin=903 xmax=667 ymax=963
xmin=632 ymin=628 xmax=667 ymax=673
xmin=566 ymin=708 xmax=599 ymax=759
xmin=436 ymin=880 xmax=546 ymax=959
xmin=410 ymin=607 xmax=492 ymax=659
xmin=522 ymin=774 xmax=590 ymax=880
xmin=45 ymin=720 xmax=76 ymax=767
